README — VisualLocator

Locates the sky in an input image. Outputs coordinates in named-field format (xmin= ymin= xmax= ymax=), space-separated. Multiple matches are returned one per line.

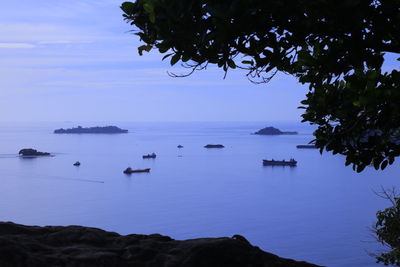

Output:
xmin=0 ymin=0 xmax=308 ymax=122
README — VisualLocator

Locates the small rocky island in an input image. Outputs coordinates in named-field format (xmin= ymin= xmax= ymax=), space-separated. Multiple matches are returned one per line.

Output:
xmin=0 ymin=222 xmax=321 ymax=267
xmin=19 ymin=148 xmax=51 ymax=157
xmin=54 ymin=126 xmax=128 ymax=134
xmin=253 ymin=126 xmax=298 ymax=135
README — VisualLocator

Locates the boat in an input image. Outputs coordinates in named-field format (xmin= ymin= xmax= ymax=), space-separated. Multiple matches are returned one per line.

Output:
xmin=73 ymin=161 xmax=81 ymax=166
xmin=204 ymin=144 xmax=224 ymax=148
xmin=143 ymin=153 xmax=156 ymax=159
xmin=123 ymin=167 xmax=151 ymax=174
xmin=296 ymin=145 xmax=317 ymax=149
xmin=177 ymin=145 xmax=183 ymax=148
xmin=263 ymin=159 xmax=297 ymax=166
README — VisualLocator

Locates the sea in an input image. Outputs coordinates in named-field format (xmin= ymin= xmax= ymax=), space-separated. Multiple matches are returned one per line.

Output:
xmin=0 ymin=121 xmax=398 ymax=267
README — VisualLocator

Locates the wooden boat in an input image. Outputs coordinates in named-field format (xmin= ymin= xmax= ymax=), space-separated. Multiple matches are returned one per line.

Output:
xmin=143 ymin=153 xmax=156 ymax=159
xmin=123 ymin=167 xmax=151 ymax=174
xmin=204 ymin=144 xmax=224 ymax=148
xmin=73 ymin=161 xmax=81 ymax=166
xmin=263 ymin=159 xmax=297 ymax=166
xmin=296 ymin=145 xmax=317 ymax=149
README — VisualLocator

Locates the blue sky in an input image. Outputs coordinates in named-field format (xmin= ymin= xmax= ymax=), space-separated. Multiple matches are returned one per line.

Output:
xmin=0 ymin=0 xmax=308 ymax=122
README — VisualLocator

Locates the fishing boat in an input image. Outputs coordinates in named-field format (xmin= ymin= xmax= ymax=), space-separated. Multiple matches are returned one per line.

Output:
xmin=263 ymin=159 xmax=297 ymax=166
xmin=73 ymin=161 xmax=81 ymax=166
xmin=177 ymin=145 xmax=183 ymax=148
xmin=143 ymin=153 xmax=156 ymax=159
xmin=123 ymin=167 xmax=151 ymax=174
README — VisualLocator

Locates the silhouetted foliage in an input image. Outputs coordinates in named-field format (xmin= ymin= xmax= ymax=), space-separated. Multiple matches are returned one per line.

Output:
xmin=374 ymin=188 xmax=400 ymax=266
xmin=121 ymin=0 xmax=400 ymax=172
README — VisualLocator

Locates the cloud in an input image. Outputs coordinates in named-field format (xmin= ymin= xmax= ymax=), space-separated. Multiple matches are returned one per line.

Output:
xmin=0 ymin=43 xmax=36 ymax=49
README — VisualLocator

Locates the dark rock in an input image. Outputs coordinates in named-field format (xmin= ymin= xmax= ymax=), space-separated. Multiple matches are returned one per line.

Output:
xmin=0 ymin=222 xmax=322 ymax=267
xmin=254 ymin=126 xmax=298 ymax=135
xmin=54 ymin=126 xmax=128 ymax=134
xmin=204 ymin=144 xmax=224 ymax=148
xmin=18 ymin=149 xmax=51 ymax=157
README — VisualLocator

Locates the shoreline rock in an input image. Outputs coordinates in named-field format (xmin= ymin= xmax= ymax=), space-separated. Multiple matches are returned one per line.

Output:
xmin=0 ymin=222 xmax=322 ymax=267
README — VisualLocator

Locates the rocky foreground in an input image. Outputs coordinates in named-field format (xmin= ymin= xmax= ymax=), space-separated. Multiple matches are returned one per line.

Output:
xmin=0 ymin=222 xmax=322 ymax=267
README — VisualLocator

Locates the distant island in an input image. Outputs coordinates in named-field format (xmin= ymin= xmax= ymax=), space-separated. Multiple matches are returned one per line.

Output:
xmin=54 ymin=126 xmax=128 ymax=134
xmin=253 ymin=126 xmax=298 ymax=135
xmin=19 ymin=148 xmax=51 ymax=157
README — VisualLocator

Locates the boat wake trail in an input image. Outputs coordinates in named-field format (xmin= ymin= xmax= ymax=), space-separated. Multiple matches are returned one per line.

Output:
xmin=40 ymin=175 xmax=105 ymax=184
xmin=0 ymin=171 xmax=105 ymax=184
xmin=0 ymin=154 xmax=18 ymax=159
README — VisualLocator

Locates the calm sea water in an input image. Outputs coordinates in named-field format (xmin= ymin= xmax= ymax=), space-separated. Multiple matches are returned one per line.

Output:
xmin=0 ymin=121 xmax=398 ymax=267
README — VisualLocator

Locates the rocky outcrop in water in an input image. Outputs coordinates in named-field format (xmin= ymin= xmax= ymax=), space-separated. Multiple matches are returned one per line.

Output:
xmin=18 ymin=149 xmax=51 ymax=157
xmin=0 ymin=222 xmax=322 ymax=267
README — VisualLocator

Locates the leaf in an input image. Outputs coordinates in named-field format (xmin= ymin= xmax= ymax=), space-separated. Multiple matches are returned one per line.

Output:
xmin=228 ymin=59 xmax=236 ymax=69
xmin=356 ymin=164 xmax=366 ymax=173
xmin=143 ymin=2 xmax=156 ymax=23
xmin=138 ymin=45 xmax=152 ymax=56
xmin=143 ymin=2 xmax=154 ymax=13
xmin=381 ymin=160 xmax=388 ymax=170
xmin=149 ymin=13 xmax=156 ymax=23
xmin=162 ymin=53 xmax=174 ymax=60
xmin=367 ymin=71 xmax=379 ymax=80
xmin=120 ymin=2 xmax=136 ymax=14
xmin=182 ymin=54 xmax=191 ymax=62
xmin=158 ymin=46 xmax=169 ymax=53
xmin=241 ymin=60 xmax=254 ymax=65
xmin=373 ymin=159 xmax=381 ymax=170
xmin=170 ymin=54 xmax=180 ymax=66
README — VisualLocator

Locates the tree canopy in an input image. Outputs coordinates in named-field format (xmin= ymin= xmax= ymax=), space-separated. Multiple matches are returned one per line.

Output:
xmin=374 ymin=189 xmax=400 ymax=266
xmin=121 ymin=0 xmax=400 ymax=172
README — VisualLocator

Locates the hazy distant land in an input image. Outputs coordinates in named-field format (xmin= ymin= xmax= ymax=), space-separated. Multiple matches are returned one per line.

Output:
xmin=54 ymin=126 xmax=128 ymax=134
